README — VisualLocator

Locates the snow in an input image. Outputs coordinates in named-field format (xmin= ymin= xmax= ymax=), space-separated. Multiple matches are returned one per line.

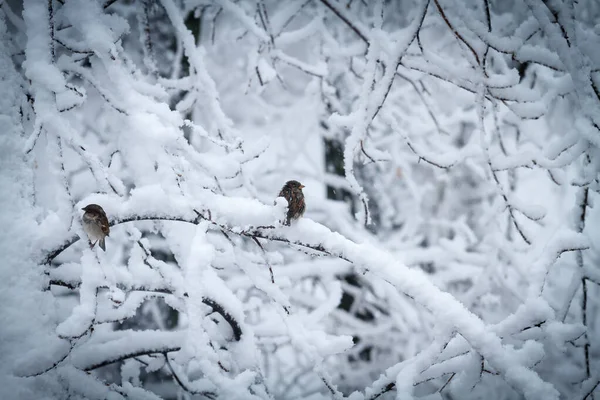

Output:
xmin=274 ymin=49 xmax=328 ymax=78
xmin=256 ymin=219 xmax=559 ymax=397
xmin=257 ymin=58 xmax=277 ymax=84
xmin=56 ymin=250 xmax=103 ymax=338
xmin=276 ymin=17 xmax=322 ymax=46
xmin=216 ymin=0 xmax=270 ymax=42
xmin=71 ymin=330 xmax=184 ymax=371
xmin=0 ymin=10 xmax=67 ymax=399
xmin=4 ymin=0 xmax=600 ymax=399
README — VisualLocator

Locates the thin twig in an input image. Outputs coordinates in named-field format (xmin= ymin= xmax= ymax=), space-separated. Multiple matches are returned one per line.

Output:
xmin=104 ymin=0 xmax=119 ymax=9
xmin=440 ymin=372 xmax=455 ymax=392
xmin=84 ymin=346 xmax=181 ymax=371
xmin=319 ymin=0 xmax=368 ymax=43
xmin=165 ymin=353 xmax=217 ymax=399
xmin=433 ymin=0 xmax=480 ymax=65
xmin=252 ymin=236 xmax=274 ymax=283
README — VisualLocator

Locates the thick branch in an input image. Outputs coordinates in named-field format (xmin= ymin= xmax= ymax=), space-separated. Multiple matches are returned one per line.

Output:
xmin=40 ymin=201 xmax=557 ymax=398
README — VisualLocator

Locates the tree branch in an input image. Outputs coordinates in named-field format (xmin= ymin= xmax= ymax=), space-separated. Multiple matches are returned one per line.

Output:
xmin=49 ymin=280 xmax=243 ymax=342
xmin=319 ymin=0 xmax=368 ymax=43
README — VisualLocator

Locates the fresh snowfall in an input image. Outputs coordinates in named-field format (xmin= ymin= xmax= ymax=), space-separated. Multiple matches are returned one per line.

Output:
xmin=0 ymin=0 xmax=599 ymax=399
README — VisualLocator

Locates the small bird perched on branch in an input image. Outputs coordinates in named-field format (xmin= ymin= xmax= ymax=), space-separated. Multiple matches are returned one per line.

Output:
xmin=278 ymin=180 xmax=306 ymax=226
xmin=82 ymin=204 xmax=110 ymax=251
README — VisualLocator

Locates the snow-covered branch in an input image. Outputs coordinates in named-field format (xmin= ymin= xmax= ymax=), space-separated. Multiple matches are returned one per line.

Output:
xmin=3 ymin=0 xmax=600 ymax=399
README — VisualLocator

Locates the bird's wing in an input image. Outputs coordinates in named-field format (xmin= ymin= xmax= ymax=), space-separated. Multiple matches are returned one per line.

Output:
xmin=97 ymin=214 xmax=110 ymax=236
xmin=278 ymin=187 xmax=290 ymax=200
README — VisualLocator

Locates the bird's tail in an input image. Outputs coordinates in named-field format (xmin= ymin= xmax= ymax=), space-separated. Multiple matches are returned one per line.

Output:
xmin=99 ymin=237 xmax=106 ymax=251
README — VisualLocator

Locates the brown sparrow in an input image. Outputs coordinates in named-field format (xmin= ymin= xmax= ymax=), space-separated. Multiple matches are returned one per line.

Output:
xmin=277 ymin=180 xmax=306 ymax=226
xmin=82 ymin=204 xmax=110 ymax=251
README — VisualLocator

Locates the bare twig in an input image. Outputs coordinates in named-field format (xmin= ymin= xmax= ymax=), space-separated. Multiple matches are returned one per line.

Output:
xmin=319 ymin=0 xmax=368 ymax=43
xmin=433 ymin=0 xmax=480 ymax=65
xmin=576 ymin=184 xmax=591 ymax=381
xmin=84 ymin=346 xmax=181 ymax=371
xmin=582 ymin=379 xmax=600 ymax=400
xmin=439 ymin=372 xmax=455 ymax=392
xmin=252 ymin=236 xmax=274 ymax=283
xmin=104 ymin=0 xmax=119 ymax=9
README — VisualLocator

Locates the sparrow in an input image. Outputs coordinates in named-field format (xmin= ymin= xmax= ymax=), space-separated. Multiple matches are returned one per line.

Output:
xmin=277 ymin=180 xmax=306 ymax=226
xmin=82 ymin=204 xmax=110 ymax=251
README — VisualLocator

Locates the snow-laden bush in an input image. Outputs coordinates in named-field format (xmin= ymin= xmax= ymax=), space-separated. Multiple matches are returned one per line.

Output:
xmin=0 ymin=0 xmax=599 ymax=399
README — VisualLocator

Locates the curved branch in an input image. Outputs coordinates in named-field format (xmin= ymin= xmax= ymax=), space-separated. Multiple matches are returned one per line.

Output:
xmin=202 ymin=297 xmax=243 ymax=341
xmin=49 ymin=280 xmax=243 ymax=342
xmin=43 ymin=214 xmax=200 ymax=264
xmin=18 ymin=344 xmax=73 ymax=377
xmin=39 ymin=204 xmax=558 ymax=398
xmin=165 ymin=354 xmax=216 ymax=399
xmin=83 ymin=346 xmax=181 ymax=371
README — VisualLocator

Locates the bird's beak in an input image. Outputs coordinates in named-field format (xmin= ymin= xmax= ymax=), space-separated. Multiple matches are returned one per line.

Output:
xmin=300 ymin=185 xmax=305 ymax=189
xmin=81 ymin=208 xmax=86 ymax=211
